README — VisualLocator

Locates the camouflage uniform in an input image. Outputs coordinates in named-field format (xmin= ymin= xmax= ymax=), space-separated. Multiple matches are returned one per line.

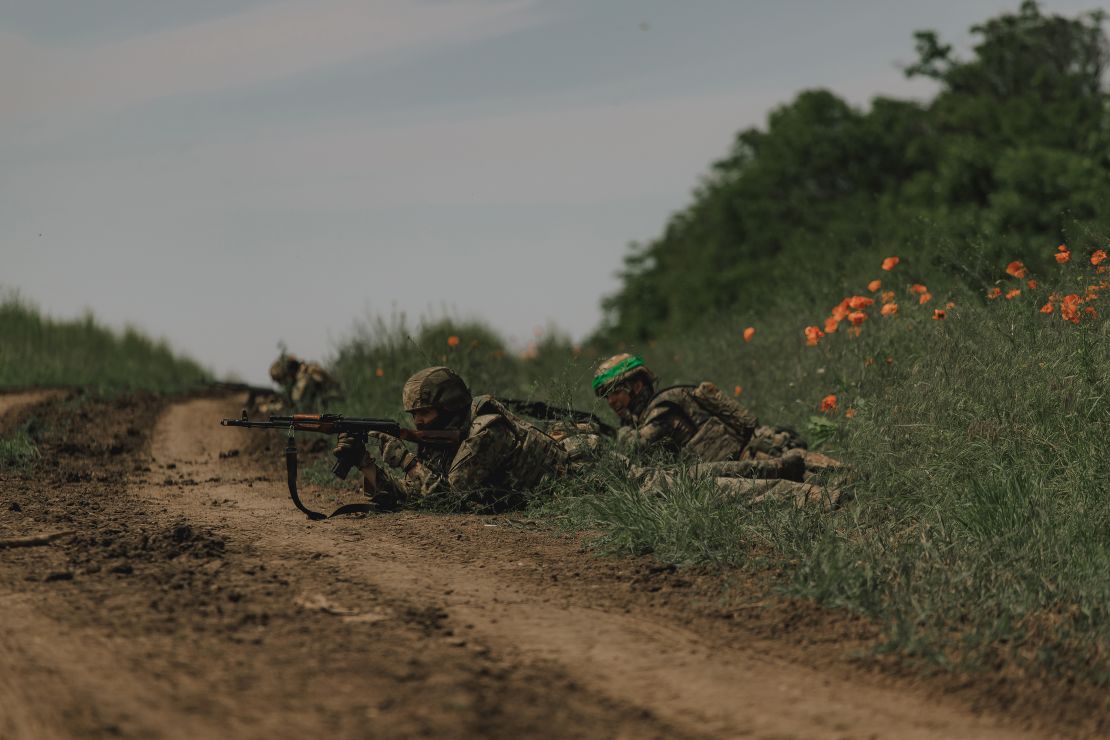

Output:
xmin=268 ymin=354 xmax=341 ymax=411
xmin=339 ymin=367 xmax=568 ymax=511
xmin=593 ymin=354 xmax=836 ymax=486
xmin=593 ymin=354 xmax=759 ymax=463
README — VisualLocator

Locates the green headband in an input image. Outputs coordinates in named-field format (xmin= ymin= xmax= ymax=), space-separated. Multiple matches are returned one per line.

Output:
xmin=592 ymin=355 xmax=646 ymax=392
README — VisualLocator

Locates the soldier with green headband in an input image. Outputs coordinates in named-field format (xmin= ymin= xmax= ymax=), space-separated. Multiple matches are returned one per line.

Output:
xmin=592 ymin=353 xmax=814 ymax=480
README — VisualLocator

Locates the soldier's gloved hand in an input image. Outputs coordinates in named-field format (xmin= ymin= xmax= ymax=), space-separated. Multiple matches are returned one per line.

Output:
xmin=333 ymin=432 xmax=367 ymax=467
xmin=368 ymin=432 xmax=412 ymax=471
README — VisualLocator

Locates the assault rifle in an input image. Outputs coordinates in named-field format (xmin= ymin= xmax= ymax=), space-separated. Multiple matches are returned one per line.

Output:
xmin=500 ymin=398 xmax=616 ymax=437
xmin=210 ymin=381 xmax=279 ymax=407
xmin=220 ymin=412 xmax=461 ymax=520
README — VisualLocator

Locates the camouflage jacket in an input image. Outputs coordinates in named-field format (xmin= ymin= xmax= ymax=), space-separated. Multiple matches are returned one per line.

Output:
xmin=288 ymin=363 xmax=340 ymax=407
xmin=373 ymin=395 xmax=569 ymax=508
xmin=621 ymin=382 xmax=758 ymax=462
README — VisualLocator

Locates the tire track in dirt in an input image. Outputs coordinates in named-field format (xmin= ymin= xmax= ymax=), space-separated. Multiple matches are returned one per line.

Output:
xmin=141 ymin=397 xmax=1034 ymax=740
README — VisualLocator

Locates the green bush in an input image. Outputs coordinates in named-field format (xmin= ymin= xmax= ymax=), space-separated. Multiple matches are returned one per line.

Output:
xmin=0 ymin=293 xmax=207 ymax=393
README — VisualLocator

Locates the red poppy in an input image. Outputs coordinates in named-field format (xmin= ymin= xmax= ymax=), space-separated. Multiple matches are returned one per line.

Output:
xmin=1092 ymin=250 xmax=1107 ymax=266
xmin=824 ymin=316 xmax=840 ymax=334
xmin=881 ymin=303 xmax=898 ymax=316
xmin=1061 ymin=294 xmax=1082 ymax=324
xmin=1056 ymin=245 xmax=1071 ymax=264
xmin=848 ymin=311 xmax=867 ymax=326
xmin=880 ymin=290 xmax=896 ymax=304
xmin=733 ymin=385 xmax=743 ymax=396
xmin=867 ymin=279 xmax=882 ymax=292
xmin=447 ymin=335 xmax=461 ymax=347
xmin=1026 ymin=280 xmax=1038 ymax=290
xmin=845 ymin=408 xmax=856 ymax=419
xmin=743 ymin=327 xmax=756 ymax=342
xmin=804 ymin=326 xmax=825 ymax=346
xmin=910 ymin=284 xmax=928 ymax=295
xmin=881 ymin=256 xmax=900 ymax=271
xmin=375 ymin=367 xmax=385 ymax=377
xmin=848 ymin=296 xmax=875 ymax=310
xmin=933 ymin=309 xmax=946 ymax=320
xmin=819 ymin=394 xmax=837 ymax=412
xmin=1005 ymin=289 xmax=1021 ymax=300
xmin=918 ymin=292 xmax=933 ymax=305
xmin=987 ymin=287 xmax=1002 ymax=300
xmin=1040 ymin=302 xmax=1054 ymax=314
xmin=1005 ymin=261 xmax=1028 ymax=279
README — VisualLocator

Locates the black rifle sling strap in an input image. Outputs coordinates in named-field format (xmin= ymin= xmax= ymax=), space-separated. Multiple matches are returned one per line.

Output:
xmin=284 ymin=435 xmax=372 ymax=521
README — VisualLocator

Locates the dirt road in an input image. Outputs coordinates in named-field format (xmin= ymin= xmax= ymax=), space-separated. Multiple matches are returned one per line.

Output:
xmin=0 ymin=393 xmax=1080 ymax=738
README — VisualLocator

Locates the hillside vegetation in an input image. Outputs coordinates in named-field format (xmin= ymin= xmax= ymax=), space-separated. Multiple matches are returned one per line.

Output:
xmin=0 ymin=293 xmax=207 ymax=393
xmin=596 ymin=1 xmax=1110 ymax=342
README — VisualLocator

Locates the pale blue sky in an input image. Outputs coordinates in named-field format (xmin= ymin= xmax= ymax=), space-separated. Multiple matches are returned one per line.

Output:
xmin=2 ymin=0 xmax=1100 ymax=381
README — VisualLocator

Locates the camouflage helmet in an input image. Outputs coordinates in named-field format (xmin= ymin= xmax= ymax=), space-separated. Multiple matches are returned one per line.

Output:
xmin=402 ymin=366 xmax=472 ymax=414
xmin=269 ymin=353 xmax=302 ymax=384
xmin=592 ymin=354 xmax=656 ymax=397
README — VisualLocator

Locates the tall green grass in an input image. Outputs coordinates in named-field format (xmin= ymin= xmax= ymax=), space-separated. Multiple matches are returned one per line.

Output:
xmin=327 ymin=249 xmax=1109 ymax=685
xmin=0 ymin=293 xmax=207 ymax=393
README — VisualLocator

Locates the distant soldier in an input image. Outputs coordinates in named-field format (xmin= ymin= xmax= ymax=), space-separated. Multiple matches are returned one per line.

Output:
xmin=591 ymin=354 xmax=813 ymax=478
xmin=268 ymin=353 xmax=341 ymax=411
xmin=333 ymin=366 xmax=569 ymax=511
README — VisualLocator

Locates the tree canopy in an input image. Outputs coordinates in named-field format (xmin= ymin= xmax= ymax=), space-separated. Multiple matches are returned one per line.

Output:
xmin=597 ymin=2 xmax=1109 ymax=341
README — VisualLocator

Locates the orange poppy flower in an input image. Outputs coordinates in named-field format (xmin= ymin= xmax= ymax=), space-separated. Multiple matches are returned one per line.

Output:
xmin=804 ymin=326 xmax=825 ymax=346
xmin=1005 ymin=289 xmax=1021 ymax=300
xmin=933 ymin=309 xmax=946 ymax=320
xmin=881 ymin=303 xmax=898 ymax=316
xmin=987 ymin=287 xmax=1002 ymax=300
xmin=867 ymin=279 xmax=882 ymax=292
xmin=1055 ymin=245 xmax=1071 ymax=264
xmin=918 ymin=292 xmax=933 ymax=305
xmin=447 ymin=335 xmax=461 ymax=347
xmin=848 ymin=296 xmax=875 ymax=310
xmin=1061 ymin=294 xmax=1081 ymax=324
xmin=824 ymin=316 xmax=841 ymax=334
xmin=880 ymin=290 xmax=896 ymax=304
xmin=743 ymin=327 xmax=756 ymax=342
xmin=819 ymin=394 xmax=837 ymax=412
xmin=733 ymin=385 xmax=743 ymax=396
xmin=1040 ymin=302 xmax=1054 ymax=314
xmin=1091 ymin=249 xmax=1107 ymax=266
xmin=848 ymin=311 xmax=867 ymax=326
xmin=1026 ymin=279 xmax=1038 ymax=290
xmin=1005 ymin=261 xmax=1028 ymax=279
xmin=910 ymin=284 xmax=928 ymax=295
xmin=1085 ymin=306 xmax=1098 ymax=317
xmin=881 ymin=256 xmax=900 ymax=271
xmin=845 ymin=408 xmax=856 ymax=419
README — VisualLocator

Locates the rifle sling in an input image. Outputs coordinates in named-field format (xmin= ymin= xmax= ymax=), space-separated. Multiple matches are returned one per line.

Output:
xmin=284 ymin=439 xmax=372 ymax=521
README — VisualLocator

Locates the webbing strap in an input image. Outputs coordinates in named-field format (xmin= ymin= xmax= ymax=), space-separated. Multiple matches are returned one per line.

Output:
xmin=284 ymin=440 xmax=372 ymax=520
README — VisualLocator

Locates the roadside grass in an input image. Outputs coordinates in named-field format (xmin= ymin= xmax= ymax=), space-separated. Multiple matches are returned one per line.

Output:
xmin=0 ymin=293 xmax=207 ymax=393
xmin=328 ymin=248 xmax=1110 ymax=687
xmin=0 ymin=425 xmax=40 ymax=472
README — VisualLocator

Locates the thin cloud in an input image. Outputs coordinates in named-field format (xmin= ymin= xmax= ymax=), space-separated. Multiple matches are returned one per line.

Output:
xmin=1 ymin=0 xmax=542 ymax=122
